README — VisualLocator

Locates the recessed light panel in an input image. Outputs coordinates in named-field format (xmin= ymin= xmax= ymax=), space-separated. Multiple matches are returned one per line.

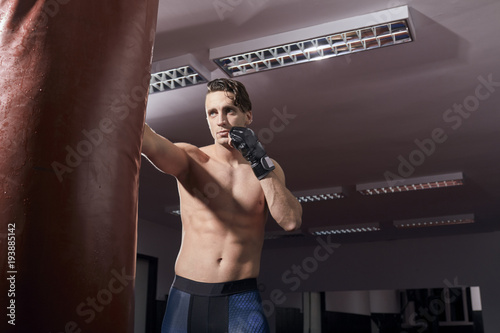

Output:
xmin=357 ymin=172 xmax=464 ymax=195
xmin=265 ymin=230 xmax=305 ymax=240
xmin=150 ymin=66 xmax=207 ymax=93
xmin=149 ymin=54 xmax=209 ymax=93
xmin=211 ymin=6 xmax=413 ymax=77
xmin=309 ymin=223 xmax=380 ymax=236
xmin=294 ymin=187 xmax=346 ymax=203
xmin=394 ymin=214 xmax=475 ymax=229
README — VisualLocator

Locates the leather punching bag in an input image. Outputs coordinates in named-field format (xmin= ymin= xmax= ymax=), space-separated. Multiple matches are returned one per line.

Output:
xmin=0 ymin=1 xmax=159 ymax=332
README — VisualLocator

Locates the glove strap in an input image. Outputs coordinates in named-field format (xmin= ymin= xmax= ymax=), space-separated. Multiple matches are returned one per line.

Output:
xmin=251 ymin=155 xmax=275 ymax=180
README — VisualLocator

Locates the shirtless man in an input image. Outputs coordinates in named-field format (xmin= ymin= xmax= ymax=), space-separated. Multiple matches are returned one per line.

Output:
xmin=142 ymin=78 xmax=302 ymax=332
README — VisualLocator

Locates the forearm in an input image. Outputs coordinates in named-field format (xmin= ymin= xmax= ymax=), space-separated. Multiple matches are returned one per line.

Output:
xmin=229 ymin=126 xmax=302 ymax=230
xmin=140 ymin=123 xmax=189 ymax=176
xmin=260 ymin=172 xmax=302 ymax=231
xmin=141 ymin=123 xmax=155 ymax=155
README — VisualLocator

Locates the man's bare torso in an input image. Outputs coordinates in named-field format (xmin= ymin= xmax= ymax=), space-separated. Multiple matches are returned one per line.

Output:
xmin=173 ymin=143 xmax=268 ymax=283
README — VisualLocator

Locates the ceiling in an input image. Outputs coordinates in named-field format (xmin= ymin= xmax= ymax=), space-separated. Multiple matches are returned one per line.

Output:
xmin=139 ymin=0 xmax=500 ymax=244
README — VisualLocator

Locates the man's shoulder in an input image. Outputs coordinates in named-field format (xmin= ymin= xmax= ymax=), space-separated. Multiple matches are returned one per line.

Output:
xmin=174 ymin=142 xmax=197 ymax=151
xmin=175 ymin=143 xmax=213 ymax=163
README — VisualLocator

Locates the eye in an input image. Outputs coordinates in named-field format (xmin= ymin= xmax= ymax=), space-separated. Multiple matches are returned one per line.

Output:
xmin=208 ymin=110 xmax=217 ymax=117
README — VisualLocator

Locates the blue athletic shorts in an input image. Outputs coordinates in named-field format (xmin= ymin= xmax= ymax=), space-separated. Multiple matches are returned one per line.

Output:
xmin=161 ymin=275 xmax=270 ymax=333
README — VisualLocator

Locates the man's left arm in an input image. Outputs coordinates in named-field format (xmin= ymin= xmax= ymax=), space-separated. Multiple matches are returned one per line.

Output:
xmin=230 ymin=127 xmax=302 ymax=231
xmin=260 ymin=161 xmax=302 ymax=231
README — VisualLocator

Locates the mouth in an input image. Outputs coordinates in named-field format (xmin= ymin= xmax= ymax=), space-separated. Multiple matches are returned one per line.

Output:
xmin=217 ymin=130 xmax=229 ymax=137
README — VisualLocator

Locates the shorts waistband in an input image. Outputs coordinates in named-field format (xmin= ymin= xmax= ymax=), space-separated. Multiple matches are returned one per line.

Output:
xmin=172 ymin=275 xmax=258 ymax=296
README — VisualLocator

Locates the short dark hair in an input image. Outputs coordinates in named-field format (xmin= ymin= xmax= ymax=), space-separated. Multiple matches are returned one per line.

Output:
xmin=207 ymin=78 xmax=252 ymax=112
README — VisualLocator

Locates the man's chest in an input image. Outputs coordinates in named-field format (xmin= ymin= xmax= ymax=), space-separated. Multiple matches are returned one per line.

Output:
xmin=182 ymin=159 xmax=266 ymax=214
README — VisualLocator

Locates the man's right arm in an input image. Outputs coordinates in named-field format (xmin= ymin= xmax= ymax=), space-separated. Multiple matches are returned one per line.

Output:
xmin=142 ymin=123 xmax=189 ymax=177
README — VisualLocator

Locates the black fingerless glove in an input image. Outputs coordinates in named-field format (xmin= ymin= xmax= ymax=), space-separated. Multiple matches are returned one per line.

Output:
xmin=229 ymin=127 xmax=275 ymax=180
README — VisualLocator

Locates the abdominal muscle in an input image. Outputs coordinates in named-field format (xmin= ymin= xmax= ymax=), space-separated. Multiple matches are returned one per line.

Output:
xmin=174 ymin=206 xmax=266 ymax=283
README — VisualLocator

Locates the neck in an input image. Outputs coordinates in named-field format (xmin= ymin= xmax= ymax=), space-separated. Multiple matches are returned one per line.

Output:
xmin=213 ymin=142 xmax=245 ymax=166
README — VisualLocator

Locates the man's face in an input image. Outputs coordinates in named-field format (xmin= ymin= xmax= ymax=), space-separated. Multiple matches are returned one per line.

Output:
xmin=205 ymin=91 xmax=252 ymax=146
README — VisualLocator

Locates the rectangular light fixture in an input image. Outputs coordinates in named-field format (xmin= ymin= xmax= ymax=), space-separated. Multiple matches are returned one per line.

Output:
xmin=393 ymin=214 xmax=475 ymax=229
xmin=309 ymin=222 xmax=380 ymax=236
xmin=265 ymin=230 xmax=305 ymax=240
xmin=210 ymin=6 xmax=413 ymax=77
xmin=150 ymin=54 xmax=209 ymax=93
xmin=356 ymin=172 xmax=464 ymax=195
xmin=169 ymin=209 xmax=181 ymax=216
xmin=165 ymin=205 xmax=181 ymax=217
xmin=293 ymin=186 xmax=345 ymax=203
xmin=150 ymin=66 xmax=207 ymax=93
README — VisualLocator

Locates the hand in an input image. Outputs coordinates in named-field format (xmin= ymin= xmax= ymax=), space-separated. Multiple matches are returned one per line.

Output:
xmin=228 ymin=136 xmax=235 ymax=149
xmin=229 ymin=127 xmax=275 ymax=179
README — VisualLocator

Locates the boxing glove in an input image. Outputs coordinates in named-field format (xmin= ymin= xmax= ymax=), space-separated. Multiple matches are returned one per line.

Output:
xmin=229 ymin=127 xmax=275 ymax=180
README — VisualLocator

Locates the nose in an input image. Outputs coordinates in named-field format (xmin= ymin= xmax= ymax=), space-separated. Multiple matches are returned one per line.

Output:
xmin=216 ymin=113 xmax=227 ymax=126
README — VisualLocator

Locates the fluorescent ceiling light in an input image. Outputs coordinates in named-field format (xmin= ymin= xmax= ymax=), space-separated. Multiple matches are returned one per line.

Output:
xmin=393 ymin=214 xmax=475 ymax=229
xmin=170 ymin=209 xmax=181 ymax=216
xmin=165 ymin=205 xmax=181 ymax=217
xmin=356 ymin=172 xmax=464 ymax=195
xmin=210 ymin=6 xmax=413 ymax=77
xmin=294 ymin=187 xmax=345 ymax=203
xmin=265 ymin=230 xmax=305 ymax=240
xmin=309 ymin=223 xmax=380 ymax=236
xmin=150 ymin=66 xmax=207 ymax=93
xmin=150 ymin=54 xmax=209 ymax=93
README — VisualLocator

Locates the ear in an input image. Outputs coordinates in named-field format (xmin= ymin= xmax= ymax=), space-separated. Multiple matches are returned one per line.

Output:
xmin=245 ymin=111 xmax=253 ymax=126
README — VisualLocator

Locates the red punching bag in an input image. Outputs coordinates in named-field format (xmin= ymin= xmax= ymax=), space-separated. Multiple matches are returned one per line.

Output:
xmin=0 ymin=1 xmax=159 ymax=332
